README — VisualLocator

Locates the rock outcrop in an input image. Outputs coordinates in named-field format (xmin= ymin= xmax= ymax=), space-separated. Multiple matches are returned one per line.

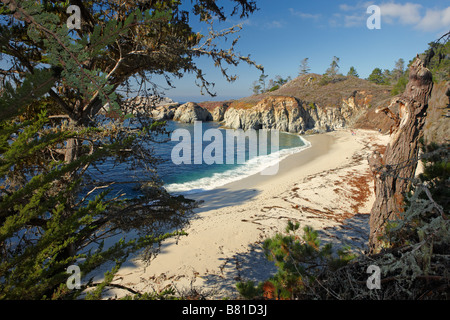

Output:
xmin=221 ymin=94 xmax=371 ymax=134
xmin=173 ymin=102 xmax=213 ymax=123
xmin=125 ymin=92 xmax=379 ymax=135
xmin=211 ymin=103 xmax=229 ymax=122
xmin=107 ymin=76 xmax=395 ymax=135
xmin=114 ymin=96 xmax=179 ymax=116
xmin=151 ymin=104 xmax=178 ymax=120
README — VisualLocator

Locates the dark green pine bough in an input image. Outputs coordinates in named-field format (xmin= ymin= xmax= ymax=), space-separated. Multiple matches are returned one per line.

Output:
xmin=0 ymin=0 xmax=260 ymax=299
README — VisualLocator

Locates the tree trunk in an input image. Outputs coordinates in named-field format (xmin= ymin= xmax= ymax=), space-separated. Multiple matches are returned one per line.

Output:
xmin=64 ymin=138 xmax=80 ymax=163
xmin=368 ymin=57 xmax=433 ymax=253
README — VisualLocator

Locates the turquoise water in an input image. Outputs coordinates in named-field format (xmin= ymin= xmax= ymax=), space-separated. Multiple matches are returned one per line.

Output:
xmin=85 ymin=121 xmax=310 ymax=197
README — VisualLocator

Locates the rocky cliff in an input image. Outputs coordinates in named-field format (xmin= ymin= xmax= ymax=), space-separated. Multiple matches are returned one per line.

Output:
xmin=104 ymin=75 xmax=448 ymax=140
xmin=210 ymin=75 xmax=393 ymax=134
xmin=221 ymin=93 xmax=371 ymax=134
xmin=111 ymin=75 xmax=395 ymax=134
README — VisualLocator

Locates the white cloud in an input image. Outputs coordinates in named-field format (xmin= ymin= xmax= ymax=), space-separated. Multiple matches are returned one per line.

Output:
xmin=339 ymin=4 xmax=354 ymax=12
xmin=339 ymin=2 xmax=374 ymax=12
xmin=233 ymin=18 xmax=284 ymax=30
xmin=336 ymin=1 xmax=450 ymax=32
xmin=444 ymin=7 xmax=450 ymax=25
xmin=333 ymin=2 xmax=374 ymax=28
xmin=289 ymin=8 xmax=321 ymax=20
xmin=329 ymin=13 xmax=342 ymax=27
xmin=230 ymin=17 xmax=256 ymax=28
xmin=344 ymin=14 xmax=366 ymax=27
xmin=416 ymin=7 xmax=450 ymax=32
xmin=264 ymin=20 xmax=284 ymax=29
xmin=379 ymin=2 xmax=423 ymax=25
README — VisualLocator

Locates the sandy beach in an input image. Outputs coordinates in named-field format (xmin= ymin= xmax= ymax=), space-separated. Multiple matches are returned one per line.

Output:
xmin=104 ymin=128 xmax=390 ymax=299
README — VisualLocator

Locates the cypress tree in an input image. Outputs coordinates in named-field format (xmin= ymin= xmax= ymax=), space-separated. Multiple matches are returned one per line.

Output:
xmin=0 ymin=0 xmax=260 ymax=299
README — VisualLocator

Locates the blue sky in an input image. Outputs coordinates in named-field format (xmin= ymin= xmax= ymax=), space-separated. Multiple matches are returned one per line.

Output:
xmin=163 ymin=0 xmax=450 ymax=102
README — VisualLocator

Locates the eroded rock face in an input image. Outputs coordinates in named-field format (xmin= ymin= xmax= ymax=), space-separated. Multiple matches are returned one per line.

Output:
xmin=151 ymin=104 xmax=178 ymax=120
xmin=221 ymin=95 xmax=369 ymax=134
xmin=173 ymin=102 xmax=213 ymax=123
xmin=211 ymin=104 xmax=229 ymax=122
xmin=113 ymin=90 xmax=374 ymax=135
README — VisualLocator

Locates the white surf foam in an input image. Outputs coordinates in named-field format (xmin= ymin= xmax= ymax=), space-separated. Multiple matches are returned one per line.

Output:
xmin=164 ymin=135 xmax=311 ymax=195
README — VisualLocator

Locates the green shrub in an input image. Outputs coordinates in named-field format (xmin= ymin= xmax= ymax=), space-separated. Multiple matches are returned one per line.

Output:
xmin=318 ymin=75 xmax=331 ymax=86
xmin=236 ymin=221 xmax=356 ymax=299
xmin=235 ymin=281 xmax=263 ymax=299
xmin=268 ymin=85 xmax=280 ymax=92
xmin=391 ymin=75 xmax=408 ymax=96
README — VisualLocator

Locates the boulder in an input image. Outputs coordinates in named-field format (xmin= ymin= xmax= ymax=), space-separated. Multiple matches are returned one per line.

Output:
xmin=173 ymin=102 xmax=213 ymax=123
xmin=151 ymin=104 xmax=178 ymax=120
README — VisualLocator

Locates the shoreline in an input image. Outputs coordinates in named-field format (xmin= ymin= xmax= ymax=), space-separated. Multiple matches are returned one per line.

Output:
xmin=188 ymin=133 xmax=333 ymax=213
xmin=164 ymin=129 xmax=311 ymax=195
xmin=105 ymin=128 xmax=390 ymax=299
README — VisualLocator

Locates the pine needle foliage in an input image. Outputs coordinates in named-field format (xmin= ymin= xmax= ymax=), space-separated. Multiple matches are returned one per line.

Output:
xmin=237 ymin=221 xmax=356 ymax=299
xmin=0 ymin=110 xmax=190 ymax=299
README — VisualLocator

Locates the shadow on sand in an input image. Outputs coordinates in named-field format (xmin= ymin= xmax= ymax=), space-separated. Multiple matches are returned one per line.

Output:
xmin=198 ymin=213 xmax=371 ymax=298
xmin=187 ymin=187 xmax=261 ymax=213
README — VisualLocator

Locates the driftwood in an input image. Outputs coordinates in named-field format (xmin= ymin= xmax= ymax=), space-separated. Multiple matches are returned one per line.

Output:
xmin=368 ymin=56 xmax=433 ymax=252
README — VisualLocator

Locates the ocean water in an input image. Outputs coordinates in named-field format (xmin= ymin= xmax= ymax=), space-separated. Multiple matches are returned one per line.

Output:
xmin=85 ymin=121 xmax=310 ymax=198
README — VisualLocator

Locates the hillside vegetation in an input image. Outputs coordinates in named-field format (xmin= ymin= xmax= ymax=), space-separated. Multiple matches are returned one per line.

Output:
xmin=198 ymin=74 xmax=396 ymax=133
xmin=231 ymin=74 xmax=392 ymax=109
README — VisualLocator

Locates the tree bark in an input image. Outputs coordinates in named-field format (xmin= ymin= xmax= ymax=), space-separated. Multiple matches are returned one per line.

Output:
xmin=64 ymin=138 xmax=80 ymax=163
xmin=368 ymin=57 xmax=433 ymax=253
